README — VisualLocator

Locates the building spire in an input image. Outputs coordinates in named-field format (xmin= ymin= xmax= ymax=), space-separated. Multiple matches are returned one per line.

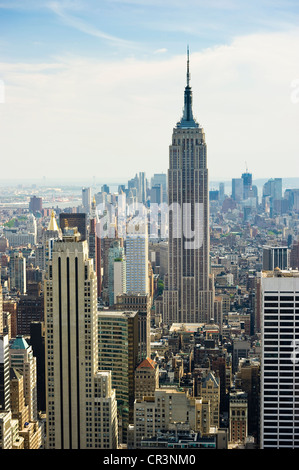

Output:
xmin=177 ymin=46 xmax=198 ymax=129
xmin=187 ymin=45 xmax=190 ymax=87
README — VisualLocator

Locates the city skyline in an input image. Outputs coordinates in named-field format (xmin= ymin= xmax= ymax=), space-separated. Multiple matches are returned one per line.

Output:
xmin=1 ymin=1 xmax=299 ymax=452
xmin=0 ymin=1 xmax=299 ymax=181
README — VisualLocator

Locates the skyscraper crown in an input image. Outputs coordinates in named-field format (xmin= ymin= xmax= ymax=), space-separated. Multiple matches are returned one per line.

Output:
xmin=177 ymin=46 xmax=199 ymax=129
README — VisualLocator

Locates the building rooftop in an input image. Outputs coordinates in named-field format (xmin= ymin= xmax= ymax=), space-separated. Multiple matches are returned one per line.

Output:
xmin=262 ymin=268 xmax=299 ymax=278
xmin=10 ymin=335 xmax=29 ymax=350
xmin=137 ymin=357 xmax=157 ymax=370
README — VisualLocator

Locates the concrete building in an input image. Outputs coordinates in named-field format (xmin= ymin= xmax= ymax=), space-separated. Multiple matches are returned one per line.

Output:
xmin=94 ymin=371 xmax=118 ymax=449
xmin=200 ymin=371 xmax=220 ymax=428
xmin=59 ymin=212 xmax=88 ymax=241
xmin=262 ymin=245 xmax=289 ymax=271
xmin=232 ymin=178 xmax=243 ymax=202
xmin=29 ymin=196 xmax=42 ymax=214
xmin=134 ymin=357 xmax=159 ymax=401
xmin=229 ymin=390 xmax=248 ymax=444
xmin=0 ymin=334 xmax=10 ymax=412
xmin=10 ymin=368 xmax=29 ymax=431
xmin=260 ymin=269 xmax=299 ymax=449
xmin=9 ymin=335 xmax=37 ymax=422
xmin=82 ymin=187 xmax=91 ymax=214
xmin=9 ymin=251 xmax=26 ymax=294
xmin=45 ymin=233 xmax=114 ymax=449
xmin=108 ymin=240 xmax=126 ymax=306
xmin=116 ymin=293 xmax=151 ymax=363
xmin=97 ymin=310 xmax=138 ymax=444
xmin=162 ymin=48 xmax=214 ymax=325
xmin=126 ymin=220 xmax=149 ymax=296
xmin=133 ymin=388 xmax=212 ymax=448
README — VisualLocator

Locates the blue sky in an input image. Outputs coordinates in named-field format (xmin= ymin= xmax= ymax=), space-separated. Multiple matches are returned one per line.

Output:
xmin=1 ymin=0 xmax=299 ymax=183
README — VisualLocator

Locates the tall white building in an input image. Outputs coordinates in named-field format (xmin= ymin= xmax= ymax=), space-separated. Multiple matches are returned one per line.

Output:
xmin=45 ymin=233 xmax=118 ymax=449
xmin=113 ymin=259 xmax=126 ymax=305
xmin=9 ymin=335 xmax=37 ymax=422
xmin=126 ymin=220 xmax=149 ymax=295
xmin=0 ymin=334 xmax=10 ymax=412
xmin=261 ymin=269 xmax=299 ymax=448
xmin=94 ymin=371 xmax=118 ymax=449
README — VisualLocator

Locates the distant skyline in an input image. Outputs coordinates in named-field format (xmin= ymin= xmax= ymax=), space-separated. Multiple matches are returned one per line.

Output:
xmin=0 ymin=0 xmax=299 ymax=181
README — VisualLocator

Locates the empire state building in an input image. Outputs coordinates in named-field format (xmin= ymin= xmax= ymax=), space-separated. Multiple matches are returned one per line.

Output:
xmin=162 ymin=49 xmax=214 ymax=324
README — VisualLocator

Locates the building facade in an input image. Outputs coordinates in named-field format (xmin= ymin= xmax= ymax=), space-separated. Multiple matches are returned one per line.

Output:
xmin=260 ymin=269 xmax=299 ymax=449
xmin=162 ymin=49 xmax=214 ymax=325
xmin=45 ymin=234 xmax=113 ymax=449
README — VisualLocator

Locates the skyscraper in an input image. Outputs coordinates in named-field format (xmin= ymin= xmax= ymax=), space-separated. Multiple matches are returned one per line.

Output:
xmin=97 ymin=310 xmax=138 ymax=444
xmin=126 ymin=220 xmax=149 ymax=296
xmin=9 ymin=251 xmax=26 ymax=295
xmin=262 ymin=245 xmax=290 ymax=271
xmin=9 ymin=335 xmax=38 ymax=422
xmin=232 ymin=178 xmax=244 ymax=202
xmin=82 ymin=187 xmax=91 ymax=214
xmin=108 ymin=240 xmax=126 ymax=306
xmin=0 ymin=334 xmax=10 ymax=412
xmin=59 ymin=213 xmax=87 ymax=241
xmin=241 ymin=170 xmax=252 ymax=200
xmin=163 ymin=48 xmax=214 ymax=325
xmin=45 ymin=233 xmax=112 ymax=449
xmin=260 ymin=269 xmax=299 ymax=448
xmin=89 ymin=197 xmax=102 ymax=297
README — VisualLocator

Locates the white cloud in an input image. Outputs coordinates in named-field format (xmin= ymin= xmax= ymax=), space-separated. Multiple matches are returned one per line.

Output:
xmin=153 ymin=48 xmax=168 ymax=54
xmin=1 ymin=29 xmax=299 ymax=182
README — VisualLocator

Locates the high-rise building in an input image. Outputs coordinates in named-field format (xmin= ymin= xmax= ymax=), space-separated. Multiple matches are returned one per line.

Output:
xmin=9 ymin=335 xmax=37 ymax=422
xmin=108 ymin=240 xmax=126 ymax=306
xmin=29 ymin=196 xmax=42 ymax=214
xmin=94 ymin=371 xmax=118 ymax=449
xmin=232 ymin=178 xmax=243 ymax=202
xmin=45 ymin=234 xmax=113 ymax=449
xmin=241 ymin=171 xmax=252 ymax=200
xmin=134 ymin=357 xmax=159 ymax=400
xmin=260 ymin=269 xmax=299 ymax=449
xmin=2 ymin=300 xmax=17 ymax=339
xmin=199 ymin=371 xmax=220 ymax=428
xmin=133 ymin=388 xmax=206 ymax=448
xmin=229 ymin=391 xmax=248 ymax=444
xmin=17 ymin=285 xmax=44 ymax=336
xmin=30 ymin=322 xmax=46 ymax=413
xmin=162 ymin=48 xmax=214 ymax=325
xmin=82 ymin=187 xmax=91 ymax=214
xmin=89 ymin=197 xmax=101 ymax=297
xmin=9 ymin=251 xmax=26 ymax=294
xmin=262 ymin=245 xmax=289 ymax=271
xmin=59 ymin=213 xmax=87 ymax=241
xmin=40 ymin=211 xmax=61 ymax=272
xmin=235 ymin=358 xmax=260 ymax=442
xmin=97 ymin=310 xmax=138 ymax=444
xmin=116 ymin=293 xmax=151 ymax=363
xmin=151 ymin=173 xmax=167 ymax=203
xmin=0 ymin=334 xmax=10 ymax=412
xmin=262 ymin=178 xmax=282 ymax=212
xmin=138 ymin=172 xmax=146 ymax=204
xmin=10 ymin=368 xmax=29 ymax=431
xmin=290 ymin=240 xmax=299 ymax=270
xmin=126 ymin=220 xmax=149 ymax=296
xmin=0 ymin=283 xmax=3 ymax=335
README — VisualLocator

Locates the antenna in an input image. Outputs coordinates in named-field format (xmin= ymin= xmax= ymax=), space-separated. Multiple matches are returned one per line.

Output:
xmin=187 ymin=45 xmax=190 ymax=87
